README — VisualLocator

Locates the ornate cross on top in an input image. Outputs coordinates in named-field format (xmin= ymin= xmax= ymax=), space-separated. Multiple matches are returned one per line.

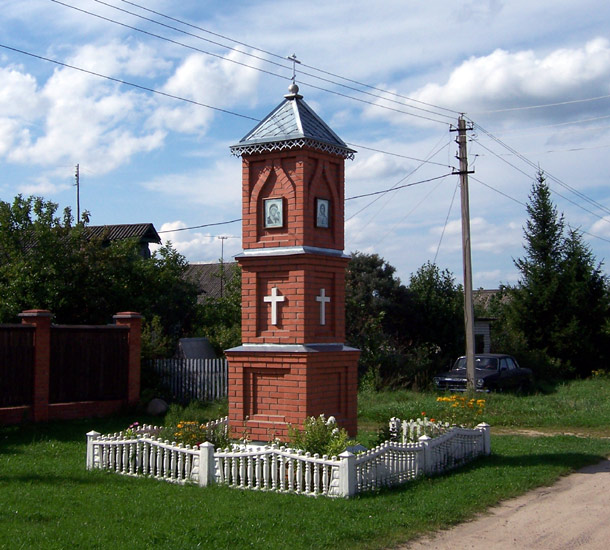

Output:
xmin=287 ymin=53 xmax=301 ymax=85
xmin=264 ymin=286 xmax=285 ymax=326
xmin=316 ymin=288 xmax=331 ymax=326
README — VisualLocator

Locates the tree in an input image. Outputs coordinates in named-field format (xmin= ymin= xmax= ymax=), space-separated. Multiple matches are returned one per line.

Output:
xmin=509 ymin=171 xmax=565 ymax=355
xmin=0 ymin=195 xmax=198 ymax=341
xmin=408 ymin=261 xmax=464 ymax=363
xmin=345 ymin=253 xmax=465 ymax=389
xmin=193 ymin=263 xmax=242 ymax=356
xmin=504 ymin=172 xmax=610 ymax=377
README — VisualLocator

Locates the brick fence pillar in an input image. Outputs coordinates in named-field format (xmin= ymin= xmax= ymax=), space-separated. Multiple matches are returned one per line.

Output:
xmin=19 ymin=309 xmax=52 ymax=422
xmin=113 ymin=312 xmax=142 ymax=406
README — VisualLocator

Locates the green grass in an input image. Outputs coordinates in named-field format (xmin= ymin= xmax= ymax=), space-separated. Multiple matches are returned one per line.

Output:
xmin=358 ymin=376 xmax=610 ymax=433
xmin=1 ymin=378 xmax=610 ymax=549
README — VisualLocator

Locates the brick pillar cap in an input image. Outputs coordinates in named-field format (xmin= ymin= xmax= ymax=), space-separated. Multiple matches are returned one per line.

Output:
xmin=113 ymin=312 xmax=143 ymax=319
xmin=18 ymin=309 xmax=52 ymax=318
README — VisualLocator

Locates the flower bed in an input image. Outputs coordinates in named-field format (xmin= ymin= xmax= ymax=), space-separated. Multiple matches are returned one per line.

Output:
xmin=86 ymin=412 xmax=490 ymax=497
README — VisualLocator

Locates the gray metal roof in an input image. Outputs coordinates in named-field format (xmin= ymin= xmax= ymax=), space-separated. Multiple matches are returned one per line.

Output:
xmin=86 ymin=223 xmax=161 ymax=244
xmin=230 ymin=86 xmax=355 ymax=159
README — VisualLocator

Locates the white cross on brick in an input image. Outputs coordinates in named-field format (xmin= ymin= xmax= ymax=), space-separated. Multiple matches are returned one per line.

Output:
xmin=263 ymin=286 xmax=285 ymax=325
xmin=315 ymin=288 xmax=331 ymax=325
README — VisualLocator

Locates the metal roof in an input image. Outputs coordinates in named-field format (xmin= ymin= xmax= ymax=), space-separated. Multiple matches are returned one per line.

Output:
xmin=86 ymin=223 xmax=161 ymax=244
xmin=230 ymin=85 xmax=355 ymax=159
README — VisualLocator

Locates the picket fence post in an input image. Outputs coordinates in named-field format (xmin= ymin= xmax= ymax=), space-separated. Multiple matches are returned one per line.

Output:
xmin=418 ymin=434 xmax=432 ymax=475
xmin=338 ymin=451 xmax=356 ymax=497
xmin=476 ymin=422 xmax=491 ymax=455
xmin=198 ymin=442 xmax=216 ymax=487
xmin=86 ymin=430 xmax=100 ymax=470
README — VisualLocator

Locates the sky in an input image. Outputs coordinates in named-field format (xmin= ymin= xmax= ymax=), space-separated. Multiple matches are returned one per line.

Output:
xmin=2 ymin=0 xmax=610 ymax=289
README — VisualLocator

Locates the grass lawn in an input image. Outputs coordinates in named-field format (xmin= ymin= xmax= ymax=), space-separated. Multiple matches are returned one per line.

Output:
xmin=1 ymin=378 xmax=610 ymax=550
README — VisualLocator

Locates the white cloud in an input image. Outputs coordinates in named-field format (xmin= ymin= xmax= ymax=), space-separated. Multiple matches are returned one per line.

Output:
xmin=156 ymin=220 xmax=241 ymax=262
xmin=411 ymin=38 xmax=610 ymax=117
xmin=150 ymin=50 xmax=261 ymax=134
xmin=140 ymin=158 xmax=241 ymax=207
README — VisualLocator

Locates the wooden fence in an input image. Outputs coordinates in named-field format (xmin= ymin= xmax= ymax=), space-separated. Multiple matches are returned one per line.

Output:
xmin=0 ymin=309 xmax=141 ymax=425
xmin=149 ymin=358 xmax=228 ymax=402
xmin=0 ymin=325 xmax=35 ymax=408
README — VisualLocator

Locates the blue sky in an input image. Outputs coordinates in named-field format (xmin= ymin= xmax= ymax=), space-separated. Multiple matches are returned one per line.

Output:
xmin=2 ymin=0 xmax=610 ymax=289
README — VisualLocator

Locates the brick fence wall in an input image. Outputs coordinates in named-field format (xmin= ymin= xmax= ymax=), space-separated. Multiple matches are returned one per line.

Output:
xmin=0 ymin=310 xmax=141 ymax=425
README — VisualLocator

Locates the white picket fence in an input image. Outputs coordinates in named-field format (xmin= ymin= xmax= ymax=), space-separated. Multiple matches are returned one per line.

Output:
xmin=149 ymin=358 xmax=228 ymax=402
xmin=86 ymin=420 xmax=490 ymax=498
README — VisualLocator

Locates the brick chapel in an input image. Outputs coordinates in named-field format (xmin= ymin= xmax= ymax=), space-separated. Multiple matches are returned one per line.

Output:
xmin=226 ymin=83 xmax=360 ymax=441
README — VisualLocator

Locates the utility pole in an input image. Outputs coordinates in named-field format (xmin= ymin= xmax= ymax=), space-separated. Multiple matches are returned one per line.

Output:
xmin=74 ymin=164 xmax=80 ymax=221
xmin=218 ymin=235 xmax=228 ymax=297
xmin=452 ymin=116 xmax=476 ymax=391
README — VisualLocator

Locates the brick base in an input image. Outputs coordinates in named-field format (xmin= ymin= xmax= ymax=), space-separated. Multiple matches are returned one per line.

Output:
xmin=226 ymin=346 xmax=359 ymax=442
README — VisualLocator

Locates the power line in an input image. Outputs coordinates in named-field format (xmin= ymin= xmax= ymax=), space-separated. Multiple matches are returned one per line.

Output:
xmin=0 ymin=43 xmax=261 ymax=122
xmin=112 ymin=0 xmax=460 ymax=118
xmin=346 ymin=142 xmax=453 ymax=168
xmin=346 ymin=174 xmax=452 ymax=201
xmin=48 ymin=0 xmax=453 ymax=125
xmin=434 ymin=180 xmax=459 ymax=264
xmin=157 ymin=218 xmax=242 ymax=233
xmin=471 ymin=93 xmax=610 ymax=115
xmin=471 ymin=122 xmax=610 ymax=220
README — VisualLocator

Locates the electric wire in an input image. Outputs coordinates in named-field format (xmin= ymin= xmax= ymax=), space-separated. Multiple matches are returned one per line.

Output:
xmin=0 ymin=43 xmax=261 ymax=122
xmin=346 ymin=173 xmax=453 ymax=201
xmin=471 ymin=93 xmax=610 ymax=115
xmin=434 ymin=180 xmax=459 ymax=264
xmin=472 ymin=122 xmax=610 ymax=219
xmin=113 ymin=0 xmax=460 ymax=117
xmin=47 ymin=0 xmax=453 ymax=125
xmin=157 ymin=219 xmax=241 ymax=233
xmin=0 ymin=42 xmax=454 ymax=174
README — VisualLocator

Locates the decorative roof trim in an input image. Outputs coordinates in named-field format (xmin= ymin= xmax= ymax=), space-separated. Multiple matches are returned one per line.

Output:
xmin=230 ymin=137 xmax=355 ymax=160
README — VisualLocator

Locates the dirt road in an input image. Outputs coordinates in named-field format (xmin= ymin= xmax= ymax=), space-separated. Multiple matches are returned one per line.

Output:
xmin=400 ymin=457 xmax=610 ymax=550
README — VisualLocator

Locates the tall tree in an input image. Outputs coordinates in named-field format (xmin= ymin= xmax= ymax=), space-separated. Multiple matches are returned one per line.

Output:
xmin=506 ymin=172 xmax=610 ymax=376
xmin=509 ymin=171 xmax=565 ymax=354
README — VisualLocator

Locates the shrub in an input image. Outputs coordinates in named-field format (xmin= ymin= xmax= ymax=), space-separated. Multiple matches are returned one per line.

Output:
xmin=288 ymin=415 xmax=356 ymax=457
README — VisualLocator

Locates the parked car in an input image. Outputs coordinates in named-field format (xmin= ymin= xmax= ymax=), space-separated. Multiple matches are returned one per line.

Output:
xmin=433 ymin=354 xmax=533 ymax=392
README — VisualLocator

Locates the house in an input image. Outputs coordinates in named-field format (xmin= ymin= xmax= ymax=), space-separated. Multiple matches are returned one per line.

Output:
xmin=185 ymin=261 xmax=238 ymax=303
xmin=85 ymin=223 xmax=161 ymax=258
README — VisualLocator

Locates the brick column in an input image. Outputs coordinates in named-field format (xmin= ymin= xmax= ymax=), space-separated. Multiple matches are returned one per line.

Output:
xmin=19 ymin=309 xmax=52 ymax=422
xmin=113 ymin=312 xmax=142 ymax=406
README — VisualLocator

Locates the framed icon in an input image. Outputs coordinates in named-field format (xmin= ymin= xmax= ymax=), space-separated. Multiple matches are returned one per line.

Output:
xmin=264 ymin=198 xmax=283 ymax=228
xmin=316 ymin=198 xmax=330 ymax=228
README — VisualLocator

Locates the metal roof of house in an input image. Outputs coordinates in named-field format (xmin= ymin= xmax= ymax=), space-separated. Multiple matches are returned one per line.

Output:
xmin=185 ymin=262 xmax=238 ymax=303
xmin=86 ymin=223 xmax=161 ymax=244
xmin=230 ymin=84 xmax=355 ymax=159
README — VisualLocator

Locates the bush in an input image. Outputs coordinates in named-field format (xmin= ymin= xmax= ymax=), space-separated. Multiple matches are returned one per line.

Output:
xmin=288 ymin=415 xmax=357 ymax=457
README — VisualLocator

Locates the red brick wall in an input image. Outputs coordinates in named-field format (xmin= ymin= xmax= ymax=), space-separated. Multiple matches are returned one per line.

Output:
xmin=239 ymin=254 xmax=348 ymax=345
xmin=226 ymin=348 xmax=358 ymax=441
xmin=241 ymin=149 xmax=345 ymax=251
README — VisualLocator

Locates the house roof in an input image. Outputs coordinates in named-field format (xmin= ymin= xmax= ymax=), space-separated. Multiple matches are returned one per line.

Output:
xmin=230 ymin=84 xmax=355 ymax=159
xmin=86 ymin=223 xmax=161 ymax=244
xmin=185 ymin=262 xmax=238 ymax=302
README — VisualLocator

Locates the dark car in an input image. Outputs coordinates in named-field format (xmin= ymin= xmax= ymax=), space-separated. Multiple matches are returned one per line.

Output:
xmin=434 ymin=354 xmax=533 ymax=392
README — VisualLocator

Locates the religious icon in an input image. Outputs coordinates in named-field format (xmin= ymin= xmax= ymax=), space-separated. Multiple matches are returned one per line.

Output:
xmin=316 ymin=198 xmax=330 ymax=228
xmin=264 ymin=198 xmax=283 ymax=228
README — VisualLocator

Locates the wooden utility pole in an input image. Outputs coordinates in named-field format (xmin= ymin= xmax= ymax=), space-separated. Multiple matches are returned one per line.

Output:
xmin=453 ymin=116 xmax=476 ymax=391
xmin=75 ymin=164 xmax=80 ymax=221
xmin=218 ymin=235 xmax=228 ymax=297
